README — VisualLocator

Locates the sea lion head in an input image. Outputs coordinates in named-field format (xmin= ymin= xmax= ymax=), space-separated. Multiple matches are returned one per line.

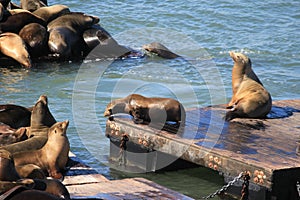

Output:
xmin=104 ymin=101 xmax=125 ymax=117
xmin=229 ymin=51 xmax=252 ymax=68
xmin=30 ymin=95 xmax=56 ymax=129
xmin=48 ymin=120 xmax=69 ymax=138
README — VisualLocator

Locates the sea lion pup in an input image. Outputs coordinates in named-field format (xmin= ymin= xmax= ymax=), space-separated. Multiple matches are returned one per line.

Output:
xmin=47 ymin=12 xmax=100 ymax=59
xmin=20 ymin=0 xmax=47 ymax=12
xmin=0 ymin=32 xmax=32 ymax=68
xmin=19 ymin=23 xmax=49 ymax=57
xmin=33 ymin=4 xmax=70 ymax=23
xmin=225 ymin=52 xmax=272 ymax=120
xmin=142 ymin=42 xmax=180 ymax=59
xmin=0 ymin=104 xmax=31 ymax=128
xmin=104 ymin=94 xmax=185 ymax=125
xmin=0 ymin=95 xmax=56 ymax=154
xmin=0 ymin=12 xmax=46 ymax=34
xmin=14 ymin=120 xmax=70 ymax=179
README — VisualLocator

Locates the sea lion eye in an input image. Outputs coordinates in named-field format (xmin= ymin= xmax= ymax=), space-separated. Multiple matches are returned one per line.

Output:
xmin=54 ymin=130 xmax=57 ymax=134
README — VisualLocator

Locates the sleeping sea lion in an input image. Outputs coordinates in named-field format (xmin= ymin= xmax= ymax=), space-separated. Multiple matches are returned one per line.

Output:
xmin=0 ymin=32 xmax=32 ymax=68
xmin=0 ymin=12 xmax=46 ymax=34
xmin=19 ymin=23 xmax=49 ymax=57
xmin=104 ymin=94 xmax=185 ymax=125
xmin=142 ymin=42 xmax=180 ymax=59
xmin=32 ymin=179 xmax=70 ymax=199
xmin=33 ymin=4 xmax=70 ymax=23
xmin=225 ymin=52 xmax=272 ymax=120
xmin=0 ymin=104 xmax=31 ymax=128
xmin=47 ymin=12 xmax=99 ymax=58
xmin=20 ymin=0 xmax=47 ymax=12
xmin=14 ymin=120 xmax=70 ymax=179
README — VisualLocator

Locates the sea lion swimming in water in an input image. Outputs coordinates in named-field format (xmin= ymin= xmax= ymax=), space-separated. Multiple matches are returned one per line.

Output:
xmin=104 ymin=94 xmax=185 ymax=125
xmin=142 ymin=42 xmax=180 ymax=59
xmin=225 ymin=52 xmax=272 ymax=120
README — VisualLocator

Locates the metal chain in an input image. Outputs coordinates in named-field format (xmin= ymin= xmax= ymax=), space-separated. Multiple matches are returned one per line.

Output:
xmin=297 ymin=181 xmax=300 ymax=198
xmin=202 ymin=172 xmax=244 ymax=199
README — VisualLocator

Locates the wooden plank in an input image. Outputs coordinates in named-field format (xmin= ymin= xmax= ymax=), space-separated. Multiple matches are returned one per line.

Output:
xmin=69 ymin=177 xmax=193 ymax=200
xmin=65 ymin=153 xmax=193 ymax=199
xmin=105 ymin=99 xmax=300 ymax=190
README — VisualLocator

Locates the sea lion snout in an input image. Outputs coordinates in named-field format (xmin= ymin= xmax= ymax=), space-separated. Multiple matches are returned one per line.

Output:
xmin=103 ymin=109 xmax=112 ymax=117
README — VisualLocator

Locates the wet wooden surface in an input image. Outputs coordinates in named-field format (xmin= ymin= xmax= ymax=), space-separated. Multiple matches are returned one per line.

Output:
xmin=65 ymin=153 xmax=193 ymax=199
xmin=106 ymin=99 xmax=300 ymax=189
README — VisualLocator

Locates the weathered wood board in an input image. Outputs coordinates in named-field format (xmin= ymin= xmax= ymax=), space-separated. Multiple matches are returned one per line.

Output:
xmin=105 ymin=99 xmax=300 ymax=198
xmin=65 ymin=153 xmax=193 ymax=199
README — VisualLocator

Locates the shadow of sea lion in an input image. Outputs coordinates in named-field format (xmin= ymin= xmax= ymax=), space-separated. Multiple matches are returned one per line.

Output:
xmin=267 ymin=106 xmax=300 ymax=119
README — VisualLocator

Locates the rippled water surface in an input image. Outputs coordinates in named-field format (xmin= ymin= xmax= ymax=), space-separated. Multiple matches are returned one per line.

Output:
xmin=1 ymin=0 xmax=300 ymax=199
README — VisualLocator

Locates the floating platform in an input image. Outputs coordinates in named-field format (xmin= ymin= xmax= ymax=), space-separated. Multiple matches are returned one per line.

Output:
xmin=64 ymin=153 xmax=193 ymax=199
xmin=105 ymin=99 xmax=300 ymax=199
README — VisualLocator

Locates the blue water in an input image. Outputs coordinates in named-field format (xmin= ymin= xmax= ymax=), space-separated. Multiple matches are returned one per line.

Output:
xmin=1 ymin=0 xmax=300 ymax=199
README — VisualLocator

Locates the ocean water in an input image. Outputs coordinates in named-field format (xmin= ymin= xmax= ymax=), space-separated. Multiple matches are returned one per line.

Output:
xmin=1 ymin=0 xmax=300 ymax=199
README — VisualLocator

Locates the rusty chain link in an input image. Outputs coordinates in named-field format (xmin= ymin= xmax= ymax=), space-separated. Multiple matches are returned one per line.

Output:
xmin=202 ymin=172 xmax=244 ymax=199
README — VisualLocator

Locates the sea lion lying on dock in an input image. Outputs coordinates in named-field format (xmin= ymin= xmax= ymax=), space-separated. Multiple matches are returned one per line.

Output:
xmin=104 ymin=94 xmax=185 ymax=125
xmin=226 ymin=52 xmax=272 ymax=120
xmin=13 ymin=120 xmax=69 ymax=179
xmin=0 ymin=104 xmax=31 ymax=129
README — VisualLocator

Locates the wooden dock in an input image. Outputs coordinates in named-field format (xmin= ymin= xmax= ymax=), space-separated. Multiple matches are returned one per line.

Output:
xmin=105 ymin=99 xmax=300 ymax=199
xmin=64 ymin=153 xmax=193 ymax=199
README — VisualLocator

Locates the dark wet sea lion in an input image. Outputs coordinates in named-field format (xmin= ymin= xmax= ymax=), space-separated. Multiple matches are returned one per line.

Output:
xmin=82 ymin=24 xmax=131 ymax=58
xmin=2 ymin=186 xmax=63 ymax=200
xmin=225 ymin=52 xmax=272 ymax=120
xmin=19 ymin=23 xmax=49 ymax=57
xmin=0 ymin=150 xmax=20 ymax=181
xmin=0 ymin=95 xmax=56 ymax=154
xmin=0 ymin=104 xmax=31 ymax=129
xmin=33 ymin=4 xmax=70 ymax=23
xmin=33 ymin=179 xmax=70 ymax=199
xmin=47 ymin=12 xmax=99 ymax=58
xmin=0 ymin=32 xmax=32 ymax=68
xmin=142 ymin=42 xmax=180 ymax=59
xmin=104 ymin=94 xmax=185 ymax=124
xmin=0 ymin=12 xmax=46 ymax=34
xmin=20 ymin=0 xmax=47 ymax=12
xmin=14 ymin=120 xmax=70 ymax=179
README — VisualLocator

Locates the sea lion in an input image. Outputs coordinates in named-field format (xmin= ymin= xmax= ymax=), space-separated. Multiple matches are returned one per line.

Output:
xmin=32 ymin=179 xmax=70 ymax=199
xmin=20 ymin=0 xmax=47 ymax=12
xmin=14 ymin=120 xmax=70 ymax=179
xmin=2 ymin=186 xmax=64 ymax=200
xmin=0 ymin=125 xmax=28 ymax=146
xmin=0 ymin=12 xmax=46 ymax=34
xmin=0 ymin=104 xmax=31 ymax=129
xmin=0 ymin=32 xmax=32 ymax=68
xmin=104 ymin=94 xmax=185 ymax=125
xmin=47 ymin=12 xmax=99 ymax=58
xmin=15 ymin=164 xmax=46 ymax=179
xmin=33 ymin=4 xmax=70 ymax=23
xmin=1 ymin=95 xmax=56 ymax=154
xmin=82 ymin=24 xmax=131 ymax=58
xmin=142 ymin=42 xmax=180 ymax=59
xmin=225 ymin=52 xmax=272 ymax=120
xmin=19 ymin=23 xmax=49 ymax=57
xmin=0 ymin=149 xmax=20 ymax=181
